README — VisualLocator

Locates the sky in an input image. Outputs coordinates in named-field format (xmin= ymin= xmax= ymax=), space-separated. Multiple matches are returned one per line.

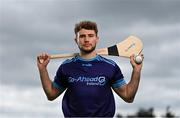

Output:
xmin=0 ymin=0 xmax=180 ymax=117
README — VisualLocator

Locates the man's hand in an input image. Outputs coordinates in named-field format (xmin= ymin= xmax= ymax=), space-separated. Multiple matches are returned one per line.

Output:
xmin=37 ymin=52 xmax=61 ymax=101
xmin=113 ymin=54 xmax=144 ymax=103
xmin=37 ymin=53 xmax=50 ymax=70
xmin=130 ymin=54 xmax=144 ymax=72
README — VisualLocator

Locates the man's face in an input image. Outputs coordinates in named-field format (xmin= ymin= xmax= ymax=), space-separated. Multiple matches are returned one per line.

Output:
xmin=75 ymin=29 xmax=99 ymax=53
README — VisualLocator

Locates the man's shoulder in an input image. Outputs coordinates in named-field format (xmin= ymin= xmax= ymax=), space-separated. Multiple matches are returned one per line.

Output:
xmin=61 ymin=56 xmax=77 ymax=65
xmin=98 ymin=55 xmax=117 ymax=67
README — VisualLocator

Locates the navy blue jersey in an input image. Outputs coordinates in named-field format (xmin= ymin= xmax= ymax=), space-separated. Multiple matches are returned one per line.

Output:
xmin=53 ymin=55 xmax=126 ymax=117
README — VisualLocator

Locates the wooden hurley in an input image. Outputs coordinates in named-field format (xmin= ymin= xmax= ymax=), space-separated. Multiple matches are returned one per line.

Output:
xmin=50 ymin=35 xmax=143 ymax=59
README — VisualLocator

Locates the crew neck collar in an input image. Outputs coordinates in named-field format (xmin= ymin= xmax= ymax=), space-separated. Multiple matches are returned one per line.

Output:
xmin=76 ymin=55 xmax=100 ymax=61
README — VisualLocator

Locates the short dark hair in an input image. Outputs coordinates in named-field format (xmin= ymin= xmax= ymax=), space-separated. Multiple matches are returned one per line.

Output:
xmin=74 ymin=20 xmax=98 ymax=36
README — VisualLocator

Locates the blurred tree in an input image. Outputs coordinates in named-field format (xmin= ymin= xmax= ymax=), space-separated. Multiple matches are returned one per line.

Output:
xmin=116 ymin=113 xmax=123 ymax=118
xmin=136 ymin=107 xmax=155 ymax=117
xmin=126 ymin=107 xmax=155 ymax=117
xmin=116 ymin=106 xmax=177 ymax=118
xmin=163 ymin=106 xmax=175 ymax=118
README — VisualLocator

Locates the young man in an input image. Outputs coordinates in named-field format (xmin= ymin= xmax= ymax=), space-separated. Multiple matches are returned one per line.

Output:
xmin=37 ymin=21 xmax=143 ymax=117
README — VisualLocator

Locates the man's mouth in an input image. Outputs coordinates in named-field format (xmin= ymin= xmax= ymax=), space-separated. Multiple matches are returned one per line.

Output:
xmin=83 ymin=44 xmax=92 ymax=47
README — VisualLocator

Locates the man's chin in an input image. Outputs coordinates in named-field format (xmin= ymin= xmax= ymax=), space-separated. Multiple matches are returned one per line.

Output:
xmin=80 ymin=47 xmax=96 ymax=53
xmin=82 ymin=49 xmax=94 ymax=53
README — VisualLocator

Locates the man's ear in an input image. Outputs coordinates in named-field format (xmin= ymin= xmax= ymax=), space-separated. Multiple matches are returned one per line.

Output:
xmin=96 ymin=36 xmax=99 ymax=43
xmin=74 ymin=38 xmax=77 ymax=44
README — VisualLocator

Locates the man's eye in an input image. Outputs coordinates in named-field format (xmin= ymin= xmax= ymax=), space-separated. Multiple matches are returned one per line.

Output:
xmin=79 ymin=35 xmax=85 ymax=38
xmin=89 ymin=34 xmax=94 ymax=37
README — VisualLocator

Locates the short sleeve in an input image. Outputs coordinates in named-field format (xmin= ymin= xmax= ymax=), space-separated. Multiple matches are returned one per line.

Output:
xmin=110 ymin=64 xmax=126 ymax=88
xmin=52 ymin=65 xmax=68 ymax=91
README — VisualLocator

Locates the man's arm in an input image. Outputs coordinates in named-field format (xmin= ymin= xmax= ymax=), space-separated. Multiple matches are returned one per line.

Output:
xmin=37 ymin=53 xmax=64 ymax=101
xmin=113 ymin=54 xmax=143 ymax=103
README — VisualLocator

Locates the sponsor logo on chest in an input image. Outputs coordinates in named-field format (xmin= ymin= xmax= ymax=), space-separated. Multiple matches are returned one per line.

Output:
xmin=68 ymin=76 xmax=106 ymax=86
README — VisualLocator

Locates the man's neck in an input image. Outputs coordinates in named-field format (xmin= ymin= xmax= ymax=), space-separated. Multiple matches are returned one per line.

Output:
xmin=79 ymin=50 xmax=97 ymax=59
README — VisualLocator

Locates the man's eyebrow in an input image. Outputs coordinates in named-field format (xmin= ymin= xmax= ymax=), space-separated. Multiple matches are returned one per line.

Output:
xmin=79 ymin=33 xmax=95 ymax=36
xmin=79 ymin=34 xmax=86 ymax=36
xmin=78 ymin=34 xmax=86 ymax=37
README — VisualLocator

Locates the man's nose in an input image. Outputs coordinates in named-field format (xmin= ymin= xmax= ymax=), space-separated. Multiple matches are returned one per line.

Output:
xmin=84 ymin=36 xmax=90 ymax=41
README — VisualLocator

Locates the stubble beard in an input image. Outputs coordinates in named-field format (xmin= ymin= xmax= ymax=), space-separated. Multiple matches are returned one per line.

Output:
xmin=79 ymin=45 xmax=96 ymax=54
